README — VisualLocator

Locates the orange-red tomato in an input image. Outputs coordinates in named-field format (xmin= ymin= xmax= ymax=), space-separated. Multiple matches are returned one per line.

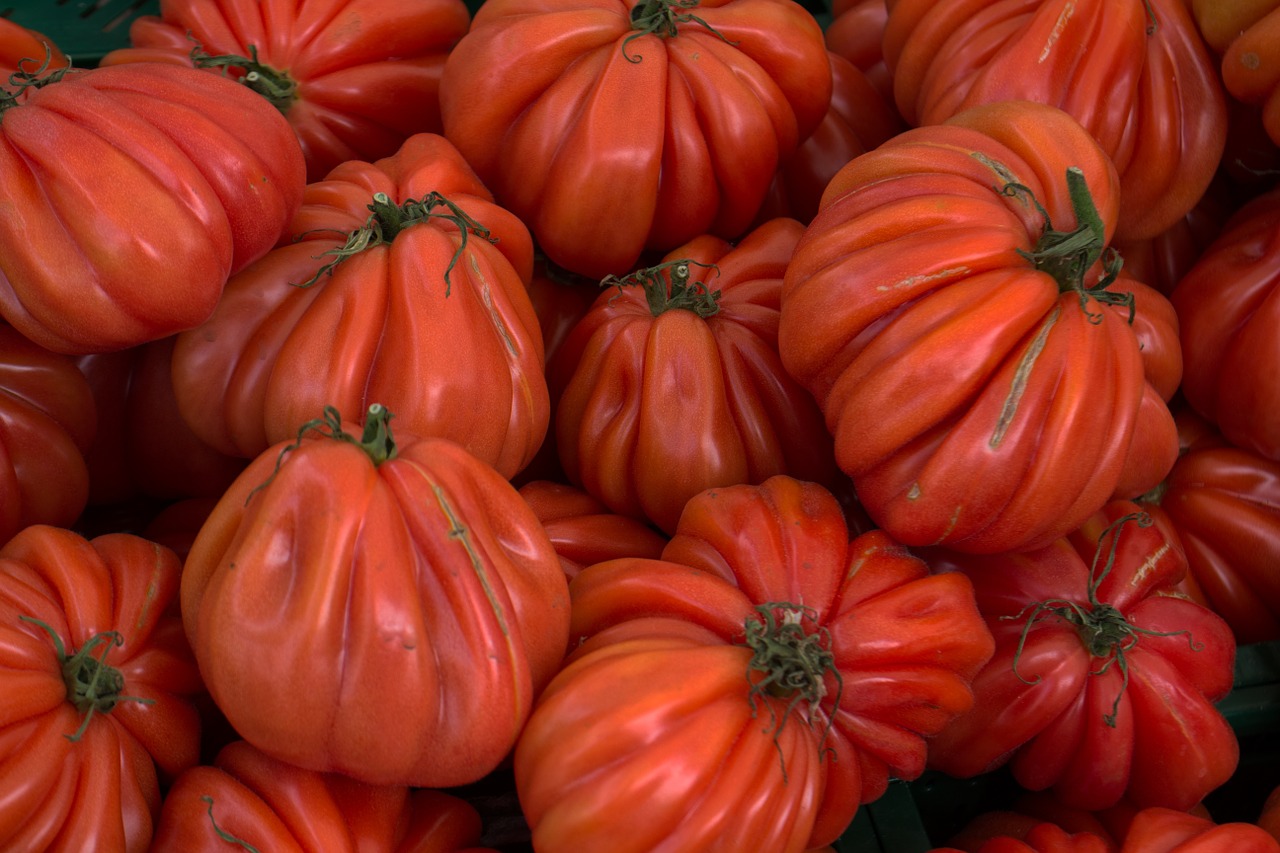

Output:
xmin=99 ymin=0 xmax=472 ymax=182
xmin=517 ymin=480 xmax=667 ymax=580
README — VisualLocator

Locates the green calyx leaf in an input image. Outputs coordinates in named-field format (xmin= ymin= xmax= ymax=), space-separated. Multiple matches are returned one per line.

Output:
xmin=1003 ymin=168 xmax=1135 ymax=326
xmin=621 ymin=0 xmax=738 ymax=62
xmin=602 ymin=258 xmax=722 ymax=318
xmin=19 ymin=616 xmax=156 ymax=742
xmin=293 ymin=192 xmax=496 ymax=296
xmin=1003 ymin=512 xmax=1203 ymax=728
xmin=0 ymin=47 xmax=71 ymax=116
xmin=189 ymin=37 xmax=297 ymax=114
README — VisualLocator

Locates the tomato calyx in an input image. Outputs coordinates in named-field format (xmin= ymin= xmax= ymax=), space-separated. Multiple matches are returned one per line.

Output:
xmin=602 ymin=258 xmax=722 ymax=317
xmin=295 ymin=192 xmax=496 ymax=295
xmin=1002 ymin=168 xmax=1134 ymax=326
xmin=622 ymin=0 xmax=738 ymax=63
xmin=189 ymin=41 xmax=297 ymax=114
xmin=0 ymin=48 xmax=70 ymax=116
xmin=741 ymin=603 xmax=842 ymax=779
xmin=1004 ymin=512 xmax=1202 ymax=727
xmin=19 ymin=616 xmax=156 ymax=742
xmin=246 ymin=403 xmax=398 ymax=504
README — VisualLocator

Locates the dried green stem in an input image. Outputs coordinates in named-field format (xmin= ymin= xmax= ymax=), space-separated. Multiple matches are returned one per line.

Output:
xmin=602 ymin=258 xmax=722 ymax=317
xmin=0 ymin=47 xmax=70 ymax=116
xmin=189 ymin=39 xmax=297 ymax=114
xmin=622 ymin=0 xmax=738 ymax=62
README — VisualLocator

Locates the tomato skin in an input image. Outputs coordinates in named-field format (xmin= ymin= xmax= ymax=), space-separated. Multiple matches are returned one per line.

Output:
xmin=170 ymin=133 xmax=548 ymax=480
xmin=551 ymin=217 xmax=837 ymax=534
xmin=883 ymin=0 xmax=1226 ymax=242
xmin=1219 ymin=5 xmax=1280 ymax=149
xmin=922 ymin=502 xmax=1238 ymax=812
xmin=1118 ymin=807 xmax=1280 ymax=852
xmin=0 ymin=325 xmax=96 ymax=543
xmin=0 ymin=63 xmax=304 ymax=354
xmin=0 ymin=526 xmax=203 ymax=852
xmin=517 ymin=480 xmax=667 ymax=580
xmin=439 ymin=0 xmax=832 ymax=278
xmin=100 ymin=0 xmax=472 ymax=183
xmin=515 ymin=476 xmax=994 ymax=851
xmin=781 ymin=100 xmax=1177 ymax=554
xmin=152 ymin=741 xmax=500 ymax=853
xmin=1172 ymin=187 xmax=1280 ymax=462
xmin=181 ymin=411 xmax=571 ymax=788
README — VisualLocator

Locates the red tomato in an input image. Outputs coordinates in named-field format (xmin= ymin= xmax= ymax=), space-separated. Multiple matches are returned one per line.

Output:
xmin=99 ymin=0 xmax=471 ymax=183
xmin=181 ymin=404 xmax=571 ymax=788
xmin=1119 ymin=807 xmax=1280 ymax=852
xmin=931 ymin=822 xmax=1115 ymax=853
xmin=882 ymin=0 xmax=1227 ymax=242
xmin=0 ymin=17 xmax=68 ymax=86
xmin=439 ymin=0 xmax=833 ymax=278
xmin=152 ymin=740 xmax=500 ymax=852
xmin=1262 ymin=784 xmax=1280 ymax=841
xmin=515 ymin=476 xmax=994 ymax=851
xmin=1172 ymin=186 xmax=1280 ymax=461
xmin=825 ymin=0 xmax=896 ymax=105
xmin=0 ymin=525 xmax=203 ymax=851
xmin=551 ymin=217 xmax=838 ymax=534
xmin=1217 ymin=4 xmax=1280 ymax=149
xmin=76 ymin=337 xmax=246 ymax=507
xmin=0 ymin=62 xmax=304 ymax=354
xmin=923 ymin=503 xmax=1238 ymax=812
xmin=0 ymin=323 xmax=96 ymax=543
xmin=517 ymin=480 xmax=668 ymax=580
xmin=170 ymin=132 xmax=548 ymax=480
xmin=780 ymin=100 xmax=1179 ymax=554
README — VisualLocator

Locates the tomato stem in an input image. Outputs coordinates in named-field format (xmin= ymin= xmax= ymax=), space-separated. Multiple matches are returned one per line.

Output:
xmin=19 ymin=615 xmax=156 ymax=742
xmin=741 ymin=603 xmax=842 ymax=782
xmin=1002 ymin=169 xmax=1134 ymax=326
xmin=294 ymin=192 xmax=495 ymax=296
xmin=622 ymin=0 xmax=738 ymax=63
xmin=602 ymin=258 xmax=722 ymax=317
xmin=1004 ymin=513 xmax=1203 ymax=727
xmin=189 ymin=41 xmax=297 ymax=114
xmin=0 ymin=47 xmax=70 ymax=116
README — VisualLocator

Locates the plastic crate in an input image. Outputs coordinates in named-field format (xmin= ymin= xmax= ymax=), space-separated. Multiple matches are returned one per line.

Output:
xmin=2 ymin=0 xmax=160 ymax=67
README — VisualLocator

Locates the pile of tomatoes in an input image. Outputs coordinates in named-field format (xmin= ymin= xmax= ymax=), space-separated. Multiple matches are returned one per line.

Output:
xmin=1 ymin=0 xmax=1278 ymax=850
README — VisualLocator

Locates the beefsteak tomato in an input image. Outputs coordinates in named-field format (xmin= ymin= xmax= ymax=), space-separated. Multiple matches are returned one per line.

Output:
xmin=439 ymin=0 xmax=833 ymax=278
xmin=0 ymin=61 xmax=304 ymax=354
xmin=0 ymin=525 xmax=203 ymax=851
xmin=514 ymin=475 xmax=994 ymax=851
xmin=99 ymin=0 xmax=472 ymax=182
xmin=170 ymin=132 xmax=548 ymax=479
xmin=922 ymin=503 xmax=1239 ymax=812
xmin=780 ymin=100 xmax=1179 ymax=554
xmin=181 ymin=404 xmax=570 ymax=788
xmin=517 ymin=480 xmax=667 ymax=580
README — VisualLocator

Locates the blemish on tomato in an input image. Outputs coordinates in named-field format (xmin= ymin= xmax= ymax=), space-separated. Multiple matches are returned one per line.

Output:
xmin=1039 ymin=2 xmax=1075 ymax=64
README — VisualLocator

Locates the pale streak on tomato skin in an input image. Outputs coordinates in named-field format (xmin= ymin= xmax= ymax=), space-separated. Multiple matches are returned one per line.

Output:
xmin=992 ymin=302 xmax=1061 ymax=449
xmin=472 ymin=252 xmax=518 ymax=358
xmin=877 ymin=265 xmax=972 ymax=292
xmin=1129 ymin=540 xmax=1173 ymax=589
xmin=431 ymin=483 xmax=511 ymax=638
xmin=1040 ymin=2 xmax=1077 ymax=64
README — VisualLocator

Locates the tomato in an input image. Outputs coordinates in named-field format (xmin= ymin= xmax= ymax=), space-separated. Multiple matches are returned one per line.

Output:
xmin=922 ymin=503 xmax=1239 ymax=812
xmin=1110 ymin=177 xmax=1235 ymax=296
xmin=152 ymin=740 xmax=500 ymax=852
xmin=99 ymin=0 xmax=472 ymax=183
xmin=1262 ymin=784 xmax=1280 ymax=841
xmin=550 ymin=217 xmax=838 ymax=534
xmin=1217 ymin=4 xmax=1280 ymax=149
xmin=1172 ymin=186 xmax=1280 ymax=461
xmin=1119 ymin=807 xmax=1280 ymax=852
xmin=181 ymin=404 xmax=571 ymax=788
xmin=517 ymin=480 xmax=668 ymax=580
xmin=170 ymin=132 xmax=549 ymax=480
xmin=1140 ymin=443 xmax=1280 ymax=643
xmin=76 ymin=338 xmax=246 ymax=507
xmin=0 ymin=17 xmax=67 ymax=86
xmin=931 ymin=822 xmax=1114 ymax=853
xmin=514 ymin=475 xmax=994 ymax=851
xmin=439 ymin=0 xmax=833 ymax=279
xmin=825 ymin=0 xmax=895 ymax=105
xmin=0 ymin=62 xmax=304 ymax=354
xmin=882 ymin=0 xmax=1227 ymax=242
xmin=0 ymin=323 xmax=96 ymax=544
xmin=780 ymin=100 xmax=1179 ymax=554
xmin=0 ymin=525 xmax=203 ymax=851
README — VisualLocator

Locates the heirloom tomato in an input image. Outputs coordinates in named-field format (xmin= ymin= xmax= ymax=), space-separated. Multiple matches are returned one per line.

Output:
xmin=882 ymin=0 xmax=1227 ymax=242
xmin=439 ymin=0 xmax=832 ymax=278
xmin=1172 ymin=186 xmax=1280 ymax=461
xmin=181 ymin=404 xmax=570 ymax=788
xmin=515 ymin=476 xmax=994 ymax=852
xmin=0 ymin=324 xmax=95 ymax=544
xmin=518 ymin=480 xmax=667 ymax=580
xmin=551 ymin=217 xmax=837 ymax=534
xmin=825 ymin=0 xmax=895 ymax=104
xmin=0 ymin=525 xmax=203 ymax=852
xmin=1195 ymin=0 xmax=1280 ymax=149
xmin=922 ymin=504 xmax=1238 ymax=812
xmin=152 ymin=740 xmax=500 ymax=853
xmin=780 ymin=100 xmax=1179 ymax=554
xmin=170 ymin=132 xmax=548 ymax=479
xmin=100 ymin=0 xmax=471 ymax=182
xmin=0 ymin=62 xmax=304 ymax=354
